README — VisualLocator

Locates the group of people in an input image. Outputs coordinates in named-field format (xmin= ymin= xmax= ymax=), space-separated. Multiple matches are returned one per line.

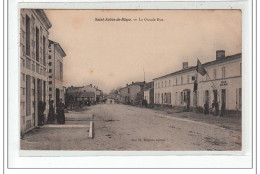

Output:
xmin=204 ymin=100 xmax=226 ymax=116
xmin=47 ymin=99 xmax=65 ymax=124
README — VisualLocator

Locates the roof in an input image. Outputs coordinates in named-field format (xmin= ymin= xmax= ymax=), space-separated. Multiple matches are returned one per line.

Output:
xmin=79 ymin=92 xmax=95 ymax=98
xmin=153 ymin=53 xmax=241 ymax=80
xmin=49 ymin=40 xmax=66 ymax=57
xmin=34 ymin=10 xmax=52 ymax=29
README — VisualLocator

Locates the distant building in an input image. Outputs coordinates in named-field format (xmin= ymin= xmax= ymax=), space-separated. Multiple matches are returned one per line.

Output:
xmin=78 ymin=92 xmax=95 ymax=103
xmin=48 ymin=40 xmax=66 ymax=111
xmin=119 ymin=82 xmax=145 ymax=105
xmin=143 ymin=81 xmax=154 ymax=105
xmin=79 ymin=84 xmax=103 ymax=102
xmin=153 ymin=51 xmax=242 ymax=112
xmin=20 ymin=9 xmax=52 ymax=133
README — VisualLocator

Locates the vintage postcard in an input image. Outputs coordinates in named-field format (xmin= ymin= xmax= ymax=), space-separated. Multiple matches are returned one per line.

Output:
xmin=18 ymin=9 xmax=243 ymax=152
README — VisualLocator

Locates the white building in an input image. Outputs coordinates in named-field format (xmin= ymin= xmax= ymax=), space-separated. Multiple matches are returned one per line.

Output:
xmin=48 ymin=40 xmax=66 ymax=110
xmin=20 ymin=9 xmax=52 ymax=133
xmin=153 ymin=51 xmax=242 ymax=112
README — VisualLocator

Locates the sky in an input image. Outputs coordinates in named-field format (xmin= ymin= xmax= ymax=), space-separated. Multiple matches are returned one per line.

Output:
xmin=45 ymin=10 xmax=241 ymax=93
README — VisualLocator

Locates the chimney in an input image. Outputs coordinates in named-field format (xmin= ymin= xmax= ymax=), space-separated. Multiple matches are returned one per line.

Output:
xmin=90 ymin=84 xmax=92 ymax=87
xmin=216 ymin=50 xmax=225 ymax=60
xmin=182 ymin=62 xmax=188 ymax=70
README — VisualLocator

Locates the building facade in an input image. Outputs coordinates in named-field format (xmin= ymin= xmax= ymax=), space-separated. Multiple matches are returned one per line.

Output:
xmin=119 ymin=82 xmax=145 ymax=105
xmin=153 ymin=51 xmax=242 ymax=112
xmin=20 ymin=9 xmax=52 ymax=133
xmin=48 ymin=40 xmax=66 ymax=111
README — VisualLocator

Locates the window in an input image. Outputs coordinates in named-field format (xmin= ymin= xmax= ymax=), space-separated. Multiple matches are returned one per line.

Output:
xmin=169 ymin=80 xmax=171 ymax=86
xmin=49 ymin=55 xmax=51 ymax=59
xmin=205 ymin=90 xmax=209 ymax=104
xmin=26 ymin=75 xmax=31 ymax=116
xmin=49 ymin=94 xmax=52 ymax=99
xmin=49 ymin=87 xmax=52 ymax=91
xmin=25 ymin=15 xmax=30 ymax=56
xmin=187 ymin=75 xmax=189 ymax=84
xmin=36 ymin=27 xmax=39 ymax=62
xmin=49 ymin=76 xmax=52 ymax=78
xmin=176 ymin=78 xmax=177 ymax=85
xmin=43 ymin=36 xmax=46 ymax=66
xmin=181 ymin=76 xmax=183 ymax=84
xmin=49 ymin=69 xmax=52 ymax=73
xmin=162 ymin=81 xmax=163 ymax=88
xmin=128 ymin=88 xmax=130 ymax=94
xmin=49 ymin=62 xmax=52 ymax=66
xmin=49 ymin=81 xmax=52 ymax=84
xmin=60 ymin=62 xmax=63 ymax=80
xmin=165 ymin=81 xmax=167 ymax=87
xmin=213 ymin=69 xmax=217 ymax=80
xmin=222 ymin=67 xmax=226 ymax=79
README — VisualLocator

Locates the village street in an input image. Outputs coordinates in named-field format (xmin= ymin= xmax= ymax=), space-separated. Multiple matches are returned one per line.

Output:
xmin=21 ymin=103 xmax=241 ymax=151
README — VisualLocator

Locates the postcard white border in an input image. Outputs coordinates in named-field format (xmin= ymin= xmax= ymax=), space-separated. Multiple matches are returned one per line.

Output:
xmin=6 ymin=0 xmax=254 ymax=169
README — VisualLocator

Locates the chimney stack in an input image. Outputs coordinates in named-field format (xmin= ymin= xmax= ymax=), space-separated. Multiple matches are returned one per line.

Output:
xmin=216 ymin=50 xmax=225 ymax=60
xmin=182 ymin=62 xmax=188 ymax=70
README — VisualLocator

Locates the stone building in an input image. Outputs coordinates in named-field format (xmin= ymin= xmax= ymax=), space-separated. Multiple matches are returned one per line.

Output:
xmin=153 ymin=51 xmax=242 ymax=112
xmin=78 ymin=84 xmax=103 ymax=103
xmin=48 ymin=40 xmax=66 ymax=111
xmin=119 ymin=82 xmax=145 ymax=105
xmin=20 ymin=9 xmax=52 ymax=133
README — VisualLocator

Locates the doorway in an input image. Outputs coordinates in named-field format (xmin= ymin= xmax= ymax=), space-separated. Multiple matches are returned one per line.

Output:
xmin=221 ymin=89 xmax=226 ymax=109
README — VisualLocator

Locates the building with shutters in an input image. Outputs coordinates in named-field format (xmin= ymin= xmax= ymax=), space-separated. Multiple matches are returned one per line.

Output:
xmin=153 ymin=50 xmax=242 ymax=112
xmin=20 ymin=9 xmax=52 ymax=134
xmin=48 ymin=40 xmax=66 ymax=111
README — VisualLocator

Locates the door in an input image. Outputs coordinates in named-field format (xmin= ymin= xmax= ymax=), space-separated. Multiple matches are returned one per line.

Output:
xmin=221 ymin=89 xmax=226 ymax=109
xmin=187 ymin=91 xmax=190 ymax=110
xmin=205 ymin=90 xmax=209 ymax=104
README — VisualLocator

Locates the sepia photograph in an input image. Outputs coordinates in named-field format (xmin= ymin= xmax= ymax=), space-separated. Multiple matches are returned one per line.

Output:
xmin=19 ymin=9 xmax=242 ymax=151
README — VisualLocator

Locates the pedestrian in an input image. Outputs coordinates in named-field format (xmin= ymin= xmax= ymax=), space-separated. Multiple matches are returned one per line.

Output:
xmin=204 ymin=101 xmax=209 ymax=115
xmin=57 ymin=99 xmax=65 ymax=124
xmin=47 ymin=100 xmax=55 ymax=124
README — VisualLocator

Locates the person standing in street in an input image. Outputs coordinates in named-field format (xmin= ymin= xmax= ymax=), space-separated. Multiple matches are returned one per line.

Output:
xmin=47 ymin=100 xmax=55 ymax=123
xmin=57 ymin=99 xmax=65 ymax=124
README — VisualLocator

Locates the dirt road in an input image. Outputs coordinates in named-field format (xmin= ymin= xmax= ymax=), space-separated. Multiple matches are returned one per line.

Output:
xmin=21 ymin=104 xmax=241 ymax=151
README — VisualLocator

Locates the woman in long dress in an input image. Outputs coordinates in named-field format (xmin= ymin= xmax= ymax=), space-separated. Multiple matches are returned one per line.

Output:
xmin=47 ymin=100 xmax=55 ymax=123
xmin=57 ymin=99 xmax=65 ymax=124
